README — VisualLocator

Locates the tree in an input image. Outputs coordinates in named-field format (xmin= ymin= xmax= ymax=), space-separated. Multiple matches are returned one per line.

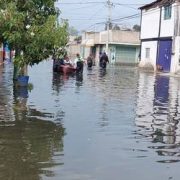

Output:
xmin=105 ymin=22 xmax=113 ymax=30
xmin=113 ymin=24 xmax=121 ymax=30
xmin=0 ymin=0 xmax=68 ymax=79
xmin=68 ymin=26 xmax=79 ymax=36
xmin=74 ymin=36 xmax=82 ymax=43
xmin=133 ymin=24 xmax=140 ymax=32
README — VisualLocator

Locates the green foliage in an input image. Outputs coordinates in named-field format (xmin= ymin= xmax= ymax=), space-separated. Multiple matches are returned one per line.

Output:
xmin=133 ymin=24 xmax=140 ymax=32
xmin=68 ymin=26 xmax=78 ymax=36
xmin=74 ymin=36 xmax=82 ymax=43
xmin=0 ymin=0 xmax=68 ymax=68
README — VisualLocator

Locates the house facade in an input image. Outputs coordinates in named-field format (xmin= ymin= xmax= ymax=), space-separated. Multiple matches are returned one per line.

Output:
xmin=66 ymin=36 xmax=81 ymax=60
xmin=139 ymin=0 xmax=180 ymax=73
xmin=81 ymin=30 xmax=140 ymax=65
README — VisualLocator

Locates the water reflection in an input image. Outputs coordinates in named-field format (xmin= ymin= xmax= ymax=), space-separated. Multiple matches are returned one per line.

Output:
xmin=0 ymin=64 xmax=14 ymax=122
xmin=2 ymin=61 xmax=180 ymax=179
xmin=99 ymin=68 xmax=107 ymax=78
xmin=0 ymin=116 xmax=65 ymax=180
xmin=75 ymin=73 xmax=83 ymax=88
xmin=52 ymin=72 xmax=80 ymax=94
xmin=0 ymin=66 xmax=66 ymax=180
xmin=136 ymin=72 xmax=180 ymax=163
xmin=52 ymin=72 xmax=69 ymax=94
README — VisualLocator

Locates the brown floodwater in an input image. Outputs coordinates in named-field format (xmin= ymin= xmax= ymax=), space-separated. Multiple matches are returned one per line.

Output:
xmin=0 ymin=61 xmax=180 ymax=180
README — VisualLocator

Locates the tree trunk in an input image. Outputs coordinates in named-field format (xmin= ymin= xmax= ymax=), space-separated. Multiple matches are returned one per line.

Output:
xmin=13 ymin=65 xmax=19 ymax=81
xmin=13 ymin=48 xmax=20 ymax=81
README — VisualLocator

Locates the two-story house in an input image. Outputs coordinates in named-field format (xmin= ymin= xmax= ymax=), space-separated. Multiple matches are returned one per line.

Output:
xmin=81 ymin=30 xmax=140 ymax=65
xmin=139 ymin=0 xmax=180 ymax=73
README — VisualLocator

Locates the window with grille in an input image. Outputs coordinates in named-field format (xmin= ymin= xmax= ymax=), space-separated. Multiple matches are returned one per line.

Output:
xmin=145 ymin=48 xmax=150 ymax=59
xmin=164 ymin=5 xmax=172 ymax=20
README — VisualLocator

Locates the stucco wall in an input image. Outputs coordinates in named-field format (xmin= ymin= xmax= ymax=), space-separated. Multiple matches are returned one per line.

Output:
xmin=160 ymin=5 xmax=175 ymax=37
xmin=67 ymin=44 xmax=81 ymax=60
xmin=141 ymin=8 xmax=160 ymax=39
xmin=141 ymin=4 xmax=176 ymax=38
xmin=171 ymin=36 xmax=180 ymax=73
xmin=100 ymin=30 xmax=140 ymax=45
xmin=140 ymin=41 xmax=158 ymax=69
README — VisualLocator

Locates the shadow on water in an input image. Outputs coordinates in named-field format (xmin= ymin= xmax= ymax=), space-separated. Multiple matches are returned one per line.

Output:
xmin=99 ymin=68 xmax=107 ymax=78
xmin=135 ymin=72 xmax=180 ymax=163
xmin=0 ymin=65 xmax=66 ymax=180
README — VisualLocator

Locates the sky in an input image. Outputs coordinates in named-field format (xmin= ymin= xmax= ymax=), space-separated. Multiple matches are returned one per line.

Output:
xmin=55 ymin=0 xmax=153 ymax=32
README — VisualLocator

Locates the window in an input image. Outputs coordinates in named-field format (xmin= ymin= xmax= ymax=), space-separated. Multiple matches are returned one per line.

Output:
xmin=145 ymin=48 xmax=150 ymax=59
xmin=164 ymin=5 xmax=172 ymax=20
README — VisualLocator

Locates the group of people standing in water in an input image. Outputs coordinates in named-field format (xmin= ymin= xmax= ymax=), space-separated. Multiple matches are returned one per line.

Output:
xmin=85 ymin=52 xmax=109 ymax=69
xmin=53 ymin=51 xmax=109 ymax=73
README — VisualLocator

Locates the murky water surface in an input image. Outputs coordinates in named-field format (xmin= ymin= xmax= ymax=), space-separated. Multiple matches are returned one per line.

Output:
xmin=0 ymin=61 xmax=180 ymax=180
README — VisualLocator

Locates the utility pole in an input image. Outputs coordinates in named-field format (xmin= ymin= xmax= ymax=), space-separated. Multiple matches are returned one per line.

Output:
xmin=105 ymin=0 xmax=113 ymax=54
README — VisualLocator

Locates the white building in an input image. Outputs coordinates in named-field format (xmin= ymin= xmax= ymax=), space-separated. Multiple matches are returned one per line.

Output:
xmin=139 ymin=0 xmax=180 ymax=73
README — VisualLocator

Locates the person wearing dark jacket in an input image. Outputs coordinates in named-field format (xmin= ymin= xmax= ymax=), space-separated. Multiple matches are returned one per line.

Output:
xmin=99 ymin=52 xmax=109 ymax=69
xmin=87 ymin=54 xmax=93 ymax=69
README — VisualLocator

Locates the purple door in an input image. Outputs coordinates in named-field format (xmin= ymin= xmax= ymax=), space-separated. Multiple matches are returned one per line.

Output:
xmin=154 ymin=75 xmax=169 ymax=107
xmin=157 ymin=40 xmax=172 ymax=72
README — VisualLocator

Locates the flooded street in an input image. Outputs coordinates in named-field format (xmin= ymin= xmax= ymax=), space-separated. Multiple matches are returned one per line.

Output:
xmin=1 ymin=60 xmax=180 ymax=180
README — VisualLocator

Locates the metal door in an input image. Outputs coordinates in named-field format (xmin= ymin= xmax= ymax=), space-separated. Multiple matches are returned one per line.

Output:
xmin=157 ymin=40 xmax=172 ymax=72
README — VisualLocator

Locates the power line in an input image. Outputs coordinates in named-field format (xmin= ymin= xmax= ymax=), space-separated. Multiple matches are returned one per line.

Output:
xmin=111 ymin=13 xmax=140 ymax=22
xmin=62 ymin=4 xmax=100 ymax=12
xmin=93 ymin=13 xmax=140 ymax=25
xmin=56 ymin=1 xmax=145 ymax=32
xmin=55 ymin=1 xmax=106 ymax=5
xmin=82 ymin=2 xmax=180 ymax=31
xmin=115 ymin=4 xmax=138 ymax=10
xmin=56 ymin=1 xmax=146 ymax=6
xmin=114 ymin=3 xmax=145 ymax=6
xmin=82 ymin=12 xmax=140 ymax=31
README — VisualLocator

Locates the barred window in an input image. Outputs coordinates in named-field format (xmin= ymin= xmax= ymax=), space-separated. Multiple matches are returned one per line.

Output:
xmin=145 ymin=48 xmax=150 ymax=59
xmin=164 ymin=5 xmax=172 ymax=20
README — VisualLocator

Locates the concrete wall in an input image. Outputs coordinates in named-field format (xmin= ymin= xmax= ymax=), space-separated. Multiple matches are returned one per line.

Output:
xmin=171 ymin=36 xmax=180 ymax=73
xmin=111 ymin=31 xmax=140 ymax=44
xmin=81 ymin=30 xmax=140 ymax=65
xmin=67 ymin=43 xmax=81 ymax=60
xmin=141 ymin=8 xmax=160 ymax=39
xmin=140 ymin=41 xmax=158 ymax=70
xmin=160 ymin=5 xmax=175 ymax=37
xmin=140 ymin=3 xmax=180 ymax=73
xmin=100 ymin=30 xmax=140 ymax=45
xmin=82 ymin=46 xmax=91 ymax=59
